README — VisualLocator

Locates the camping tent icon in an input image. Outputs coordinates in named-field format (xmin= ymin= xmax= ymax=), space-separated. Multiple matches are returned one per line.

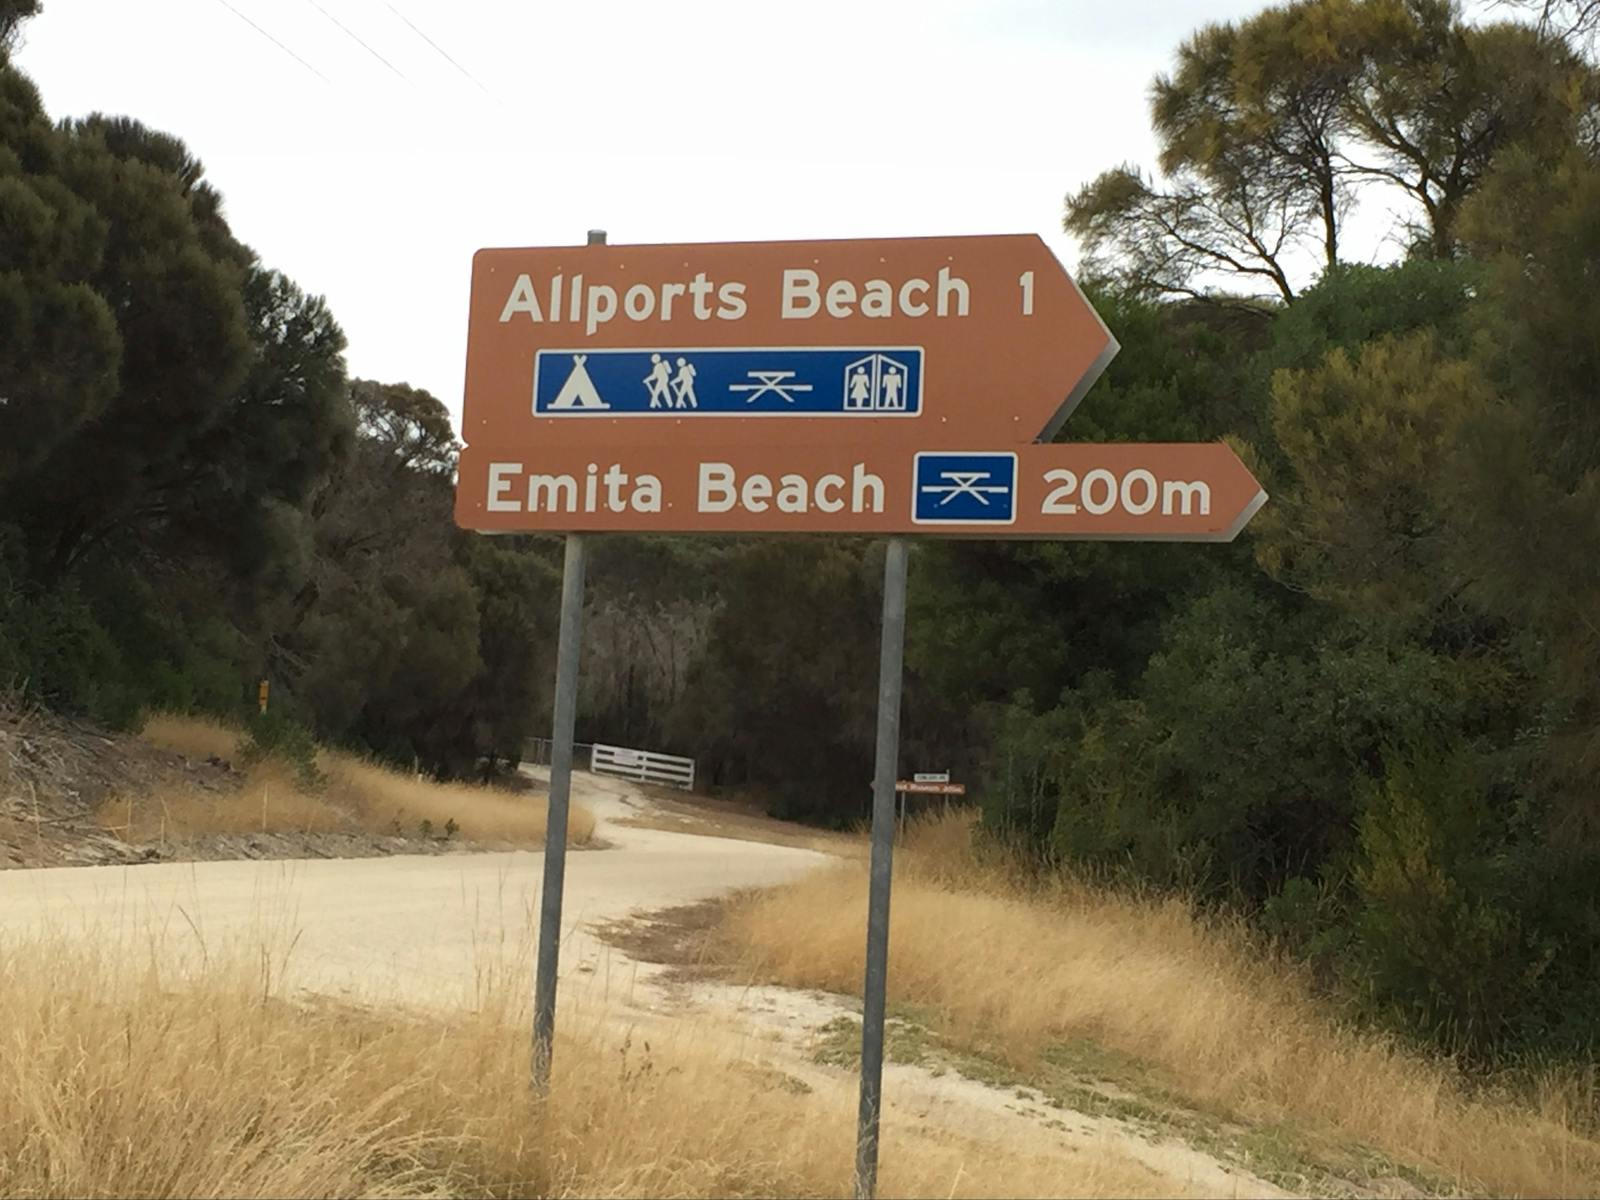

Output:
xmin=545 ymin=355 xmax=610 ymax=411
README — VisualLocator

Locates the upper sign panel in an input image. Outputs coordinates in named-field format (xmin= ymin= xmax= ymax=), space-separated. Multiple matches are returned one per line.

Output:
xmin=462 ymin=235 xmax=1118 ymax=449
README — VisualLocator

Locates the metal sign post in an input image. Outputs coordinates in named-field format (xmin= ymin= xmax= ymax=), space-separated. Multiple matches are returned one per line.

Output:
xmin=530 ymin=531 xmax=586 ymax=1092
xmin=855 ymin=536 xmax=908 ymax=1200
xmin=530 ymin=229 xmax=606 ymax=1094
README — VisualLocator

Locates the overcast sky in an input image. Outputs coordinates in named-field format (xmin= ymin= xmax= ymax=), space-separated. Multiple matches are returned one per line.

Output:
xmin=15 ymin=0 xmax=1451 ymax=427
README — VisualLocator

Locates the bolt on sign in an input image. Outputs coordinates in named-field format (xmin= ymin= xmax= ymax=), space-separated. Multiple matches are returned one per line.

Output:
xmin=456 ymin=236 xmax=1267 ymax=541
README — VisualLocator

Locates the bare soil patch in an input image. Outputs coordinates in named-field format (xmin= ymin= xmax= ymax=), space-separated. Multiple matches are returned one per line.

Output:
xmin=594 ymin=899 xmax=1296 ymax=1198
xmin=614 ymin=787 xmax=864 ymax=856
xmin=591 ymin=895 xmax=738 ymax=983
xmin=1 ymin=700 xmax=233 ymax=868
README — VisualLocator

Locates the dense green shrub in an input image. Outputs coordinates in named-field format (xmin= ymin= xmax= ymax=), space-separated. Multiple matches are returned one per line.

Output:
xmin=240 ymin=710 xmax=323 ymax=788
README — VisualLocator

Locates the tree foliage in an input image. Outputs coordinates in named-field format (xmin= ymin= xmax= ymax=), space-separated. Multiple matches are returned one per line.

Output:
xmin=0 ymin=20 xmax=559 ymax=777
xmin=1044 ymin=0 xmax=1600 ymax=1062
xmin=0 ymin=1 xmax=38 ymax=53
xmin=1496 ymin=0 xmax=1600 ymax=47
xmin=1070 ymin=0 xmax=1599 ymax=299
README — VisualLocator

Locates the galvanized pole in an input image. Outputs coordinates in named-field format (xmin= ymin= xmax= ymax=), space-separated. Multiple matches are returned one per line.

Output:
xmin=531 ymin=228 xmax=605 ymax=1094
xmin=855 ymin=536 xmax=909 ymax=1200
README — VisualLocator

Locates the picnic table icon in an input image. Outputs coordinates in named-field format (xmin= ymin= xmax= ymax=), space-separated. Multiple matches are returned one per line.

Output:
xmin=921 ymin=470 xmax=1011 ymax=506
xmin=728 ymin=370 xmax=815 ymax=405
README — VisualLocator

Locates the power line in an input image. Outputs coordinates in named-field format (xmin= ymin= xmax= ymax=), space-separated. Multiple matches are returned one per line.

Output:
xmin=214 ymin=0 xmax=331 ymax=83
xmin=305 ymin=0 xmax=407 ymax=81
xmin=384 ymin=3 xmax=498 ymax=104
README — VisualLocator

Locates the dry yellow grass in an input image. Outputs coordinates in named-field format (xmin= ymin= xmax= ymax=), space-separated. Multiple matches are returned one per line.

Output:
xmin=721 ymin=810 xmax=1600 ymax=1199
xmin=320 ymin=750 xmax=596 ymax=845
xmin=0 ymin=930 xmax=1186 ymax=1200
xmin=139 ymin=710 xmax=244 ymax=761
xmin=125 ymin=714 xmax=593 ymax=848
xmin=100 ymin=763 xmax=351 ymax=842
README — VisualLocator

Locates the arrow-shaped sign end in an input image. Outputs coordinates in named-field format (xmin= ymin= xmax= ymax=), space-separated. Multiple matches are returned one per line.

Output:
xmin=1033 ymin=249 xmax=1122 ymax=443
xmin=1037 ymin=329 xmax=1121 ymax=445
xmin=1222 ymin=487 xmax=1269 ymax=542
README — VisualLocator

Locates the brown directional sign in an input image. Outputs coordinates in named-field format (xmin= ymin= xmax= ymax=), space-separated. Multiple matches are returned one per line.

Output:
xmin=457 ymin=440 xmax=1266 ymax=542
xmin=895 ymin=780 xmax=967 ymax=796
xmin=455 ymin=234 xmax=1268 ymax=541
xmin=461 ymin=235 xmax=1117 ymax=451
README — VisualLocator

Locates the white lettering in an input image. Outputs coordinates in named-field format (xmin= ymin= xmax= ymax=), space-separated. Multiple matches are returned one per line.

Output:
xmin=623 ymin=284 xmax=656 ymax=321
xmin=695 ymin=464 xmax=884 ymax=515
xmin=487 ymin=462 xmax=521 ymax=511
xmin=1122 ymin=469 xmax=1158 ymax=516
xmin=585 ymin=285 xmax=617 ymax=335
xmin=1163 ymin=479 xmax=1212 ymax=516
xmin=862 ymin=279 xmax=893 ymax=318
xmin=825 ymin=279 xmax=857 ymax=318
xmin=777 ymin=475 xmax=809 ymax=513
xmin=1042 ymin=469 xmax=1078 ymax=515
xmin=660 ymin=282 xmax=686 ymax=320
xmin=699 ymin=462 xmax=736 ymax=512
xmin=716 ymin=281 xmax=748 ymax=320
xmin=498 ymin=275 xmax=543 ymax=323
xmin=742 ymin=473 xmax=772 ymax=512
xmin=633 ymin=474 xmax=662 ymax=513
xmin=782 ymin=269 xmax=821 ymax=319
xmin=1082 ymin=468 xmax=1117 ymax=515
xmin=528 ymin=473 xmax=577 ymax=512
xmin=852 ymin=463 xmax=884 ymax=513
xmin=816 ymin=474 xmax=845 ymax=513
xmin=549 ymin=274 xmax=563 ymax=323
xmin=568 ymin=274 xmax=583 ymax=322
xmin=603 ymin=463 xmax=628 ymax=512
xmin=584 ymin=463 xmax=599 ymax=511
xmin=689 ymin=272 xmax=715 ymax=320
xmin=936 ymin=266 xmax=970 ymax=317
xmin=898 ymin=278 xmax=930 ymax=317
xmin=782 ymin=270 xmax=965 ymax=320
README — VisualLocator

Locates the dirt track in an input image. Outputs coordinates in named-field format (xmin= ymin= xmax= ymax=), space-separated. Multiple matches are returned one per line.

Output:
xmin=0 ymin=768 xmax=828 ymax=1008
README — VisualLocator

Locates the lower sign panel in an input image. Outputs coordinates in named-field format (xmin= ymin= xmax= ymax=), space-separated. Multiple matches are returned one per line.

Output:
xmin=457 ymin=442 xmax=1266 ymax=542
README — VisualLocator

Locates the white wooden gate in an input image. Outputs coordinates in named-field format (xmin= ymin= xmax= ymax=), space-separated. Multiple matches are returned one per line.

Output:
xmin=589 ymin=742 xmax=696 ymax=791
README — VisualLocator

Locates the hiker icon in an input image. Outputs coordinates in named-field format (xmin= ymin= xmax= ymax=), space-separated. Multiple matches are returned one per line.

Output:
xmin=671 ymin=357 xmax=698 ymax=409
xmin=643 ymin=353 xmax=673 ymax=409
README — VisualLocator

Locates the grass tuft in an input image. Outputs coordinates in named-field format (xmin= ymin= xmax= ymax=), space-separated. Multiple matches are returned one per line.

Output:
xmin=0 ymin=931 xmax=1185 ymax=1199
xmin=122 ymin=714 xmax=593 ymax=848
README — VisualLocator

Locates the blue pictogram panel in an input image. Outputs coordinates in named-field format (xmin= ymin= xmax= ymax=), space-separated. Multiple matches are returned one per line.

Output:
xmin=533 ymin=347 xmax=924 ymax=417
xmin=913 ymin=452 xmax=1018 ymax=525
